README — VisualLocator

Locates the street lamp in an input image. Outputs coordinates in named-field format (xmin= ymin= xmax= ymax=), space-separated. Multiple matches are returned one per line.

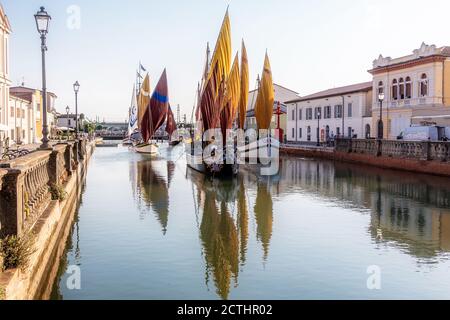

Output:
xmin=378 ymin=92 xmax=385 ymax=139
xmin=316 ymin=107 xmax=321 ymax=147
xmin=34 ymin=6 xmax=51 ymax=149
xmin=73 ymin=81 xmax=80 ymax=137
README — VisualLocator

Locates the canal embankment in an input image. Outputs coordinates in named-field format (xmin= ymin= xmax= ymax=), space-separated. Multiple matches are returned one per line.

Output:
xmin=0 ymin=139 xmax=95 ymax=300
xmin=281 ymin=138 xmax=450 ymax=177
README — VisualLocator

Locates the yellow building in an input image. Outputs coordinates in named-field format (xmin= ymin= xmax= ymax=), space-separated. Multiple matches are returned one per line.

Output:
xmin=369 ymin=43 xmax=450 ymax=139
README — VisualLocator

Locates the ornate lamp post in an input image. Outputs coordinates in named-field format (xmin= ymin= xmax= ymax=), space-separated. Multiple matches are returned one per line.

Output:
xmin=73 ymin=81 xmax=80 ymax=138
xmin=378 ymin=92 xmax=385 ymax=139
xmin=34 ymin=6 xmax=51 ymax=149
xmin=316 ymin=107 xmax=321 ymax=147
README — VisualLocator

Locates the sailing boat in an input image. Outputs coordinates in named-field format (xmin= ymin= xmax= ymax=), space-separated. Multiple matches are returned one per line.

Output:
xmin=187 ymin=9 xmax=242 ymax=177
xmin=123 ymin=84 xmax=138 ymax=146
xmin=165 ymin=104 xmax=180 ymax=146
xmin=136 ymin=69 xmax=169 ymax=155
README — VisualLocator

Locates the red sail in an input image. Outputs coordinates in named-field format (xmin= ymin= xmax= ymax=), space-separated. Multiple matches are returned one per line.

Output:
xmin=165 ymin=104 xmax=177 ymax=137
xmin=142 ymin=69 xmax=169 ymax=142
xmin=220 ymin=100 xmax=233 ymax=145
xmin=200 ymin=64 xmax=221 ymax=131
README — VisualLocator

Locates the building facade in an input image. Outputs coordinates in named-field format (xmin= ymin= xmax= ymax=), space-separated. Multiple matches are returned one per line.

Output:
xmin=0 ymin=5 xmax=11 ymax=138
xmin=369 ymin=43 xmax=450 ymax=139
xmin=286 ymin=82 xmax=373 ymax=144
xmin=245 ymin=84 xmax=299 ymax=136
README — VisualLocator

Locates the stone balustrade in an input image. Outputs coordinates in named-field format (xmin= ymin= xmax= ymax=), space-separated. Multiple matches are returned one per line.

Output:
xmin=0 ymin=139 xmax=91 ymax=238
xmin=336 ymin=138 xmax=450 ymax=162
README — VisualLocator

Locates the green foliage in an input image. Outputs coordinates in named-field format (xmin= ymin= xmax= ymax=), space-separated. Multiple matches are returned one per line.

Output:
xmin=0 ymin=287 xmax=5 ymax=300
xmin=84 ymin=123 xmax=95 ymax=134
xmin=0 ymin=234 xmax=36 ymax=271
xmin=49 ymin=183 xmax=68 ymax=201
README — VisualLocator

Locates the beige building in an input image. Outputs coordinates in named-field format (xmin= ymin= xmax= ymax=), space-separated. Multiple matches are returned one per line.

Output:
xmin=369 ymin=42 xmax=450 ymax=139
xmin=245 ymin=83 xmax=299 ymax=138
xmin=0 ymin=5 xmax=11 ymax=138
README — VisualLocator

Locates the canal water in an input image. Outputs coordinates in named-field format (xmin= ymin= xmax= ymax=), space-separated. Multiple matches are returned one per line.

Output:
xmin=51 ymin=144 xmax=450 ymax=299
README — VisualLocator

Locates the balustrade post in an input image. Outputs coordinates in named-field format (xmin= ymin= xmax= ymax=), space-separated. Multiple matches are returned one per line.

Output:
xmin=421 ymin=141 xmax=431 ymax=161
xmin=0 ymin=170 xmax=25 ymax=237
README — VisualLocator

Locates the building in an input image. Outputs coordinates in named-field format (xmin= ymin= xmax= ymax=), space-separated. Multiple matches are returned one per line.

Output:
xmin=285 ymin=82 xmax=373 ymax=144
xmin=369 ymin=43 xmax=450 ymax=139
xmin=10 ymin=86 xmax=58 ymax=143
xmin=245 ymin=84 xmax=299 ymax=137
xmin=0 ymin=5 xmax=11 ymax=139
xmin=57 ymin=113 xmax=78 ymax=130
xmin=9 ymin=93 xmax=34 ymax=144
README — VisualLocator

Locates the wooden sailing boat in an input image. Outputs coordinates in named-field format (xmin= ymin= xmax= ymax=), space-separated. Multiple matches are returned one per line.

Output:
xmin=123 ymin=84 xmax=138 ymax=146
xmin=136 ymin=69 xmax=169 ymax=155
xmin=187 ymin=9 xmax=242 ymax=177
xmin=165 ymin=104 xmax=181 ymax=146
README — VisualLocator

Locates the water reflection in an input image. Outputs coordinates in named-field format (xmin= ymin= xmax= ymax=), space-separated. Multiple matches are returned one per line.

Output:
xmin=135 ymin=160 xmax=170 ymax=235
xmin=280 ymin=158 xmax=450 ymax=259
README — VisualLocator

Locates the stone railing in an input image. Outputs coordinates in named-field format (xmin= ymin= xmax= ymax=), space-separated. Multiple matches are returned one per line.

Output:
xmin=336 ymin=138 xmax=450 ymax=162
xmin=0 ymin=139 xmax=91 ymax=238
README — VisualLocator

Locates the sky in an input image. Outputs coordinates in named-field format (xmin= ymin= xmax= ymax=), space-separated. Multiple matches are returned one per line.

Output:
xmin=3 ymin=0 xmax=450 ymax=122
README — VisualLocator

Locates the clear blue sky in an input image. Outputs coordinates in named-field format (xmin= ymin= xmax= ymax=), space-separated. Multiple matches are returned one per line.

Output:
xmin=3 ymin=0 xmax=450 ymax=122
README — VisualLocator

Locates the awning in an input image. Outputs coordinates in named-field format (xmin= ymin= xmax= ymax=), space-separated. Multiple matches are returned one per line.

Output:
xmin=412 ymin=115 xmax=450 ymax=119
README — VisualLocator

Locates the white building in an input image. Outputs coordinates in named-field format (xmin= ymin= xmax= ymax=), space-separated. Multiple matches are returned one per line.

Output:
xmin=285 ymin=82 xmax=373 ymax=144
xmin=245 ymin=83 xmax=299 ymax=135
xmin=0 ymin=5 xmax=11 ymax=138
xmin=57 ymin=113 xmax=78 ymax=130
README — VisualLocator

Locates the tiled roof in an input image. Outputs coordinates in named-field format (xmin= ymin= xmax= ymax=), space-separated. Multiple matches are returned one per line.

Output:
xmin=285 ymin=82 xmax=372 ymax=104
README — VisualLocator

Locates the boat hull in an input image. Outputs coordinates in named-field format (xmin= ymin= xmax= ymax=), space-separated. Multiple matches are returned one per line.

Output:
xmin=135 ymin=143 xmax=159 ymax=155
xmin=186 ymin=153 xmax=238 ymax=177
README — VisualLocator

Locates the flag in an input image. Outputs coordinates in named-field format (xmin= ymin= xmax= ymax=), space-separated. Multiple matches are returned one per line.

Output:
xmin=254 ymin=53 xmax=274 ymax=130
xmin=140 ymin=63 xmax=146 ymax=72
xmin=239 ymin=40 xmax=249 ymax=129
xmin=138 ymin=74 xmax=150 ymax=129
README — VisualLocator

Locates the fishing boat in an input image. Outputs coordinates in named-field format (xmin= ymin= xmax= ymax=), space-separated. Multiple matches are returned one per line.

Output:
xmin=137 ymin=69 xmax=170 ymax=155
xmin=165 ymin=104 xmax=181 ymax=146
xmin=187 ymin=9 xmax=248 ymax=177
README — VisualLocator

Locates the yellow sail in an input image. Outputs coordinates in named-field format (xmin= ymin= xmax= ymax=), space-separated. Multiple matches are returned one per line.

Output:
xmin=207 ymin=10 xmax=232 ymax=97
xmin=254 ymin=53 xmax=274 ymax=130
xmin=224 ymin=53 xmax=241 ymax=120
xmin=138 ymin=74 xmax=150 ymax=128
xmin=238 ymin=40 xmax=249 ymax=129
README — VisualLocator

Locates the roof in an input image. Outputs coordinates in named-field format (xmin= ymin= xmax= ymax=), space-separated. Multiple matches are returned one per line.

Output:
xmin=10 ymin=86 xmax=57 ymax=98
xmin=0 ymin=4 xmax=12 ymax=33
xmin=249 ymin=83 xmax=299 ymax=94
xmin=10 ymin=93 xmax=32 ymax=103
xmin=285 ymin=81 xmax=372 ymax=104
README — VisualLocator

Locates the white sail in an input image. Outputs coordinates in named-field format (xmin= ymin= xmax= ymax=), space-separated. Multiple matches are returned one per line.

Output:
xmin=128 ymin=84 xmax=138 ymax=136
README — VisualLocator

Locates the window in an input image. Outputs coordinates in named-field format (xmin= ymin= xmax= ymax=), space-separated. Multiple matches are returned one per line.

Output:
xmin=10 ymin=107 xmax=14 ymax=117
xmin=306 ymin=108 xmax=313 ymax=120
xmin=291 ymin=109 xmax=295 ymax=121
xmin=392 ymin=79 xmax=398 ymax=100
xmin=10 ymin=129 xmax=14 ymax=140
xmin=336 ymin=127 xmax=340 ymax=136
xmin=68 ymin=119 xmax=71 ymax=126
xmin=348 ymin=103 xmax=353 ymax=117
xmin=334 ymin=105 xmax=342 ymax=118
xmin=420 ymin=73 xmax=428 ymax=97
xmin=378 ymin=81 xmax=384 ymax=95
xmin=324 ymin=106 xmax=331 ymax=119
xmin=292 ymin=128 xmax=295 ymax=138
xmin=37 ymin=103 xmax=41 ymax=112
xmin=405 ymin=76 xmax=412 ymax=99
xmin=399 ymin=78 xmax=405 ymax=99
xmin=307 ymin=126 xmax=311 ymax=141
xmin=348 ymin=127 xmax=352 ymax=138
xmin=299 ymin=128 xmax=302 ymax=138
xmin=298 ymin=108 xmax=302 ymax=120
xmin=314 ymin=107 xmax=322 ymax=119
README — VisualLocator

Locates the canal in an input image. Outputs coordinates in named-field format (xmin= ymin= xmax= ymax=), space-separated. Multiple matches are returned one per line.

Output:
xmin=50 ymin=144 xmax=450 ymax=299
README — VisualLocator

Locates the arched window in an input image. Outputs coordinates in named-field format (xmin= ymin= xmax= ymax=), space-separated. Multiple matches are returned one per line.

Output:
xmin=307 ymin=126 xmax=311 ymax=141
xmin=392 ymin=79 xmax=398 ymax=100
xmin=405 ymin=77 xmax=412 ymax=99
xmin=365 ymin=124 xmax=371 ymax=139
xmin=378 ymin=81 xmax=384 ymax=95
xmin=399 ymin=78 xmax=405 ymax=100
xmin=420 ymin=73 xmax=428 ymax=97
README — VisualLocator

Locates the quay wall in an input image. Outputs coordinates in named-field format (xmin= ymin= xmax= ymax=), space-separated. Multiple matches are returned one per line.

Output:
xmin=0 ymin=139 xmax=95 ymax=300
xmin=281 ymin=139 xmax=450 ymax=177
